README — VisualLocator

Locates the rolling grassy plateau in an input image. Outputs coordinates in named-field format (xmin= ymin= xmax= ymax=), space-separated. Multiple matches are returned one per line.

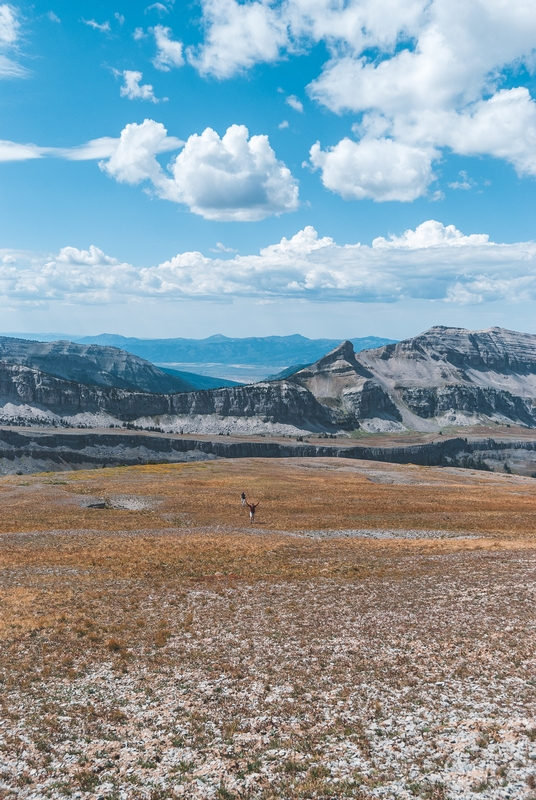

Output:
xmin=1 ymin=458 xmax=535 ymax=799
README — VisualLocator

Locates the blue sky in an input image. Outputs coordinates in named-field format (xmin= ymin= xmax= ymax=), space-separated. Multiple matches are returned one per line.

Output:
xmin=2 ymin=0 xmax=536 ymax=339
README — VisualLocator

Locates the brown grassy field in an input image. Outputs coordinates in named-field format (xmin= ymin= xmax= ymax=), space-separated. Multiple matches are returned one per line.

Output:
xmin=0 ymin=458 xmax=535 ymax=799
xmin=1 ymin=456 xmax=536 ymax=537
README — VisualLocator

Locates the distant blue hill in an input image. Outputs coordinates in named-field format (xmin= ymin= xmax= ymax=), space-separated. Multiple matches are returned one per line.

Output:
xmin=61 ymin=333 xmax=397 ymax=366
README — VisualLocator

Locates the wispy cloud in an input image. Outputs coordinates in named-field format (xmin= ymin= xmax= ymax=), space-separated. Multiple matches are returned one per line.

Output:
xmin=145 ymin=3 xmax=169 ymax=14
xmin=0 ymin=54 xmax=25 ymax=77
xmin=0 ymin=4 xmax=27 ymax=78
xmin=448 ymin=170 xmax=476 ymax=191
xmin=0 ymin=140 xmax=46 ymax=161
xmin=211 ymin=242 xmax=238 ymax=253
xmin=0 ymin=4 xmax=19 ymax=44
xmin=286 ymin=95 xmax=303 ymax=113
xmin=82 ymin=18 xmax=111 ymax=33
xmin=57 ymin=137 xmax=123 ymax=161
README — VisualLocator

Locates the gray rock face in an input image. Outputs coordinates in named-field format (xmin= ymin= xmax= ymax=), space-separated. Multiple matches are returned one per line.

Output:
xmin=355 ymin=326 xmax=536 ymax=428
xmin=0 ymin=336 xmax=194 ymax=393
xmin=1 ymin=428 xmax=535 ymax=477
xmin=290 ymin=341 xmax=401 ymax=426
xmin=0 ymin=361 xmax=333 ymax=430
xmin=375 ymin=326 xmax=536 ymax=373
xmin=401 ymin=385 xmax=536 ymax=426
xmin=167 ymin=381 xmax=333 ymax=428
xmin=0 ymin=362 xmax=170 ymax=418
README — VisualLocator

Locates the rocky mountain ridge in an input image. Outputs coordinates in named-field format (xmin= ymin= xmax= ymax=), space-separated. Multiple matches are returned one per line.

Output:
xmin=0 ymin=326 xmax=534 ymax=434
xmin=290 ymin=326 xmax=536 ymax=431
xmin=0 ymin=361 xmax=331 ymax=433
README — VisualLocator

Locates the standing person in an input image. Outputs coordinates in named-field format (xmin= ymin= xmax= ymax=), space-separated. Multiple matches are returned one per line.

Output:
xmin=246 ymin=501 xmax=259 ymax=524
xmin=240 ymin=492 xmax=246 ymax=507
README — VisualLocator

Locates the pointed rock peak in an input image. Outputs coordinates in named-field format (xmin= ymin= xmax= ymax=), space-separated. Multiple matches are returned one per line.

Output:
xmin=332 ymin=340 xmax=356 ymax=359
xmin=309 ymin=339 xmax=356 ymax=370
xmin=291 ymin=340 xmax=361 ymax=382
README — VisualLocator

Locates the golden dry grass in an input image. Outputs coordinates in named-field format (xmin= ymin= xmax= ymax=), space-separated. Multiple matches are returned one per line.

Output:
xmin=0 ymin=456 xmax=535 ymax=537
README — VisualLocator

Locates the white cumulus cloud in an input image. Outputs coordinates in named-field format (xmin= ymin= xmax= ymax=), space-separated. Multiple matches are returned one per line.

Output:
xmin=3 ymin=221 xmax=536 ymax=307
xmin=187 ymin=0 xmax=288 ymax=77
xmin=99 ymin=120 xmax=298 ymax=221
xmin=372 ymin=220 xmax=489 ymax=248
xmin=151 ymin=24 xmax=184 ymax=70
xmin=119 ymin=70 xmax=159 ymax=103
xmin=99 ymin=119 xmax=182 ymax=185
xmin=163 ymin=124 xmax=299 ymax=221
xmin=438 ymin=88 xmax=536 ymax=178
xmin=309 ymin=138 xmax=436 ymax=202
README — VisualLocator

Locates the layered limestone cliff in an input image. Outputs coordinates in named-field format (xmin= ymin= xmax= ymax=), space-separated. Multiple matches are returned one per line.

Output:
xmin=0 ymin=362 xmax=333 ymax=432
xmin=1 ymin=428 xmax=535 ymax=476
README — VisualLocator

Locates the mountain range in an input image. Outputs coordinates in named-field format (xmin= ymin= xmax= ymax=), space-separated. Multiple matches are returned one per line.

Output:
xmin=0 ymin=326 xmax=534 ymax=434
xmin=0 ymin=333 xmax=396 ymax=371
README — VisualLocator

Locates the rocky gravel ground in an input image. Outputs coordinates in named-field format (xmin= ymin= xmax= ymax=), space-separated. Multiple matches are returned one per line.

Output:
xmin=1 ymin=527 xmax=535 ymax=800
xmin=275 ymin=528 xmax=482 ymax=540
